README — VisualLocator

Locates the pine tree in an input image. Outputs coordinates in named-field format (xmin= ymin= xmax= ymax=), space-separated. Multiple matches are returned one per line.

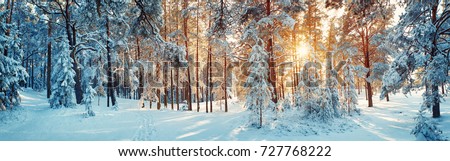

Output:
xmin=0 ymin=8 xmax=27 ymax=110
xmin=380 ymin=1 xmax=449 ymax=115
xmin=411 ymin=108 xmax=447 ymax=141
xmin=342 ymin=59 xmax=359 ymax=115
xmin=344 ymin=0 xmax=394 ymax=107
xmin=244 ymin=44 xmax=272 ymax=128
xmin=49 ymin=42 xmax=76 ymax=109
xmin=83 ymin=84 xmax=96 ymax=117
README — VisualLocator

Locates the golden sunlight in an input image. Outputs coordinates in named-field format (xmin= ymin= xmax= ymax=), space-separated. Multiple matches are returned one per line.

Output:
xmin=296 ymin=42 xmax=310 ymax=60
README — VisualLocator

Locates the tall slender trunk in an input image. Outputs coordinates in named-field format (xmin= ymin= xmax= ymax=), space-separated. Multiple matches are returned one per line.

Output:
xmin=176 ymin=67 xmax=180 ymax=110
xmin=259 ymin=102 xmax=262 ymax=128
xmin=364 ymin=34 xmax=373 ymax=107
xmin=183 ymin=0 xmax=193 ymax=111
xmin=47 ymin=16 xmax=52 ymax=98
xmin=4 ymin=0 xmax=14 ymax=56
xmin=431 ymin=3 xmax=440 ymax=118
xmin=224 ymin=53 xmax=228 ymax=112
xmin=209 ymin=47 xmax=213 ymax=112
xmin=266 ymin=0 xmax=277 ymax=103
xmin=175 ymin=0 xmax=180 ymax=111
xmin=31 ymin=58 xmax=35 ymax=89
xmin=196 ymin=0 xmax=200 ymax=112
xmin=156 ymin=62 xmax=161 ymax=110
xmin=219 ymin=0 xmax=228 ymax=112
xmin=106 ymin=17 xmax=116 ymax=107
xmin=207 ymin=9 xmax=213 ymax=113
xmin=163 ymin=0 xmax=168 ymax=109
xmin=136 ymin=37 xmax=144 ymax=100
xmin=206 ymin=49 xmax=209 ymax=113
xmin=171 ymin=65 xmax=174 ymax=110
xmin=164 ymin=63 xmax=168 ymax=108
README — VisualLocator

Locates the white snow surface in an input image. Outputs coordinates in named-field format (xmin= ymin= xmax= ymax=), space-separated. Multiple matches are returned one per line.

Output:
xmin=0 ymin=89 xmax=448 ymax=141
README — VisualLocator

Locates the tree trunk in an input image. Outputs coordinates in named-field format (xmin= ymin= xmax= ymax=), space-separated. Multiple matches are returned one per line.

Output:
xmin=219 ymin=0 xmax=228 ymax=112
xmin=176 ymin=67 xmax=180 ymax=111
xmin=164 ymin=62 xmax=168 ymax=108
xmin=364 ymin=35 xmax=373 ymax=107
xmin=259 ymin=103 xmax=262 ymax=128
xmin=209 ymin=44 xmax=213 ymax=113
xmin=196 ymin=0 xmax=200 ymax=112
xmin=106 ymin=17 xmax=116 ymax=107
xmin=386 ymin=93 xmax=389 ymax=102
xmin=208 ymin=9 xmax=213 ymax=113
xmin=136 ymin=37 xmax=144 ymax=100
xmin=171 ymin=65 xmax=174 ymax=110
xmin=163 ymin=0 xmax=168 ymax=109
xmin=31 ymin=58 xmax=35 ymax=89
xmin=224 ymin=54 xmax=228 ymax=112
xmin=183 ymin=0 xmax=192 ymax=111
xmin=175 ymin=0 xmax=180 ymax=111
xmin=442 ymin=83 xmax=445 ymax=94
xmin=266 ymin=0 xmax=277 ymax=103
xmin=4 ymin=0 xmax=14 ymax=56
xmin=156 ymin=62 xmax=162 ymax=110
xmin=432 ymin=84 xmax=440 ymax=118
xmin=206 ymin=51 xmax=209 ymax=113
xmin=47 ymin=15 xmax=52 ymax=98
xmin=431 ymin=3 xmax=440 ymax=118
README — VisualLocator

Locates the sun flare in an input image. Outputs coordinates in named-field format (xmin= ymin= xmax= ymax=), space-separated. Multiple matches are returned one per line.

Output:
xmin=296 ymin=42 xmax=310 ymax=59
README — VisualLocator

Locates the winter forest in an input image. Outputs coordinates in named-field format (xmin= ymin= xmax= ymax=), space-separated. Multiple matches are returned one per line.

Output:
xmin=0 ymin=0 xmax=449 ymax=141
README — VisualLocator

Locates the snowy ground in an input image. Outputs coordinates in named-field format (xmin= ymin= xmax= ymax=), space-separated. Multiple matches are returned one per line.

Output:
xmin=0 ymin=89 xmax=448 ymax=141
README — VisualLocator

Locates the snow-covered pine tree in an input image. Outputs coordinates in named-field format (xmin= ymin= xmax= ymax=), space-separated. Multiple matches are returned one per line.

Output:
xmin=326 ymin=52 xmax=341 ymax=118
xmin=411 ymin=107 xmax=447 ymax=141
xmin=49 ymin=42 xmax=76 ymax=109
xmin=380 ymin=0 xmax=449 ymax=140
xmin=381 ymin=0 xmax=449 ymax=118
xmin=83 ymin=83 xmax=96 ymax=118
xmin=0 ymin=9 xmax=27 ymax=110
xmin=298 ymin=66 xmax=321 ymax=115
xmin=81 ymin=62 xmax=96 ymax=117
xmin=317 ymin=88 xmax=334 ymax=122
xmin=244 ymin=44 xmax=272 ymax=128
xmin=342 ymin=58 xmax=359 ymax=115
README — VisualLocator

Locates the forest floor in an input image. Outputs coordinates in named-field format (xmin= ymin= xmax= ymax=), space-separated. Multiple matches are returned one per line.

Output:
xmin=0 ymin=88 xmax=449 ymax=141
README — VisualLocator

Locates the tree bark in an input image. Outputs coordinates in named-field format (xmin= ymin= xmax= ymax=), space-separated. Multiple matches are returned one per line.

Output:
xmin=47 ymin=16 xmax=52 ymax=98
xmin=171 ymin=65 xmax=174 ymax=110
xmin=106 ymin=17 xmax=116 ymax=107
xmin=176 ymin=67 xmax=180 ymax=111
xmin=31 ymin=58 xmax=35 ymax=89
xmin=206 ymin=49 xmax=209 ymax=113
xmin=364 ymin=34 xmax=373 ymax=107
xmin=4 ymin=0 xmax=14 ymax=56
xmin=136 ymin=37 xmax=144 ymax=100
xmin=196 ymin=0 xmax=200 ymax=112
xmin=431 ymin=2 xmax=440 ymax=118
xmin=183 ymin=0 xmax=193 ymax=111
xmin=209 ymin=43 xmax=213 ymax=113
xmin=266 ymin=0 xmax=277 ymax=103
xmin=220 ymin=0 xmax=228 ymax=112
